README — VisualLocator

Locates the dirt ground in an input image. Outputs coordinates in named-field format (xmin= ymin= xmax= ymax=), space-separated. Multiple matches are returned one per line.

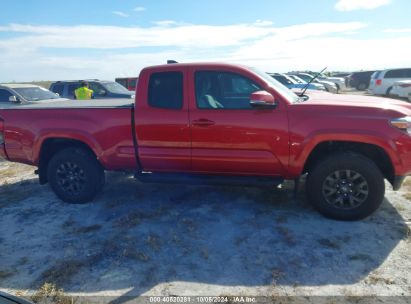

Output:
xmin=0 ymin=159 xmax=410 ymax=303
xmin=0 ymin=90 xmax=411 ymax=303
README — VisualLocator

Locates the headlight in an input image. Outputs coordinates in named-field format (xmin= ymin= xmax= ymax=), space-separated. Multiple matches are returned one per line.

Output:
xmin=391 ymin=117 xmax=411 ymax=134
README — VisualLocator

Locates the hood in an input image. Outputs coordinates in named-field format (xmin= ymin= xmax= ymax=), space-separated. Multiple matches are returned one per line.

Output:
xmin=302 ymin=91 xmax=411 ymax=117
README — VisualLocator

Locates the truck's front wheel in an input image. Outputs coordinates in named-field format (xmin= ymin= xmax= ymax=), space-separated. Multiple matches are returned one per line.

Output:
xmin=47 ymin=147 xmax=105 ymax=204
xmin=306 ymin=153 xmax=385 ymax=221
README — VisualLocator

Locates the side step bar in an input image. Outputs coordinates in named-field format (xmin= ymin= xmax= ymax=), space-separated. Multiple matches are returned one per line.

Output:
xmin=135 ymin=172 xmax=283 ymax=188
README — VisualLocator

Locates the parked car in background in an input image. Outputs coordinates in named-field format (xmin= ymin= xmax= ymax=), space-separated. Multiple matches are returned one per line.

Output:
xmin=269 ymin=73 xmax=326 ymax=91
xmin=390 ymin=80 xmax=411 ymax=99
xmin=369 ymin=68 xmax=411 ymax=96
xmin=0 ymin=84 xmax=68 ymax=106
xmin=115 ymin=77 xmax=138 ymax=92
xmin=330 ymin=72 xmax=351 ymax=86
xmin=348 ymin=71 xmax=377 ymax=91
xmin=50 ymin=80 xmax=134 ymax=99
xmin=330 ymin=72 xmax=350 ymax=77
xmin=288 ymin=73 xmax=338 ymax=93
xmin=316 ymin=74 xmax=347 ymax=92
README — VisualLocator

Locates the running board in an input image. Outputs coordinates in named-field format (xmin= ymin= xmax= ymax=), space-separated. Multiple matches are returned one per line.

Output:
xmin=135 ymin=172 xmax=283 ymax=188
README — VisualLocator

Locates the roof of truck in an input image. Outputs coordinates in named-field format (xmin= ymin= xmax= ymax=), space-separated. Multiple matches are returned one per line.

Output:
xmin=145 ymin=62 xmax=249 ymax=70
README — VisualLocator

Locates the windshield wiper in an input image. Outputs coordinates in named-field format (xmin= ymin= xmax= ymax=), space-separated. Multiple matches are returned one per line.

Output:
xmin=299 ymin=67 xmax=327 ymax=97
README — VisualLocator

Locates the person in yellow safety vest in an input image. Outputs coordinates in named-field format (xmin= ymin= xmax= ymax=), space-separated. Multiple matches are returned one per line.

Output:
xmin=74 ymin=81 xmax=94 ymax=100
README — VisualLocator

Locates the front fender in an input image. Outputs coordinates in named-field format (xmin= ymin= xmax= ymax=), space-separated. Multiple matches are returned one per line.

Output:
xmin=287 ymin=130 xmax=401 ymax=177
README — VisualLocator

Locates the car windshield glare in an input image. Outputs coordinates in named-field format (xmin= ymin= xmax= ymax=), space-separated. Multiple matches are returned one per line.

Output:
xmin=251 ymin=68 xmax=299 ymax=103
xmin=102 ymin=82 xmax=131 ymax=94
xmin=14 ymin=87 xmax=59 ymax=102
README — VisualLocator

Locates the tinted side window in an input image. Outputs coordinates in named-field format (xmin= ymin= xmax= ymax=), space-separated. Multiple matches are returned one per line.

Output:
xmin=0 ymin=89 xmax=12 ymax=102
xmin=148 ymin=72 xmax=183 ymax=109
xmin=116 ymin=79 xmax=127 ymax=88
xmin=195 ymin=71 xmax=261 ymax=110
xmin=129 ymin=79 xmax=137 ymax=88
xmin=89 ymin=82 xmax=105 ymax=96
xmin=385 ymin=69 xmax=404 ymax=78
xmin=68 ymin=83 xmax=80 ymax=97
xmin=51 ymin=84 xmax=64 ymax=96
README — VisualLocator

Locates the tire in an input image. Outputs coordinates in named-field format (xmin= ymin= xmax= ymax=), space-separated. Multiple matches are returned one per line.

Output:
xmin=306 ymin=153 xmax=385 ymax=221
xmin=386 ymin=87 xmax=392 ymax=96
xmin=47 ymin=147 xmax=105 ymax=204
xmin=357 ymin=83 xmax=367 ymax=91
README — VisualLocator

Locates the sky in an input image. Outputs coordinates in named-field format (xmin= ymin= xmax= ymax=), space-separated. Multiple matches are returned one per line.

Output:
xmin=0 ymin=0 xmax=410 ymax=82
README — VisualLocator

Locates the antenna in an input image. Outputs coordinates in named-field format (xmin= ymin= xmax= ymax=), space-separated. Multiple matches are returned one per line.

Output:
xmin=300 ymin=67 xmax=327 ymax=97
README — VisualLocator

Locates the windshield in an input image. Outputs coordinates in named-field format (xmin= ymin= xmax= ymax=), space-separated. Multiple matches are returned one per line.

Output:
xmin=251 ymin=68 xmax=298 ymax=103
xmin=102 ymin=81 xmax=132 ymax=94
xmin=14 ymin=87 xmax=59 ymax=102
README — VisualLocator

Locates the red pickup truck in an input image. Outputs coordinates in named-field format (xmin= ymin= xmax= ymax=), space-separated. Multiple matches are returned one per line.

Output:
xmin=1 ymin=63 xmax=411 ymax=220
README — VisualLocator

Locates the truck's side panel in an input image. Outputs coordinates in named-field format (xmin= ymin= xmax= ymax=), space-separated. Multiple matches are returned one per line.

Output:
xmin=1 ymin=108 xmax=136 ymax=170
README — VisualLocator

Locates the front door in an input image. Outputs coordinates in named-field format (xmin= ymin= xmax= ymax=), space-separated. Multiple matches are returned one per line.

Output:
xmin=189 ymin=68 xmax=289 ymax=176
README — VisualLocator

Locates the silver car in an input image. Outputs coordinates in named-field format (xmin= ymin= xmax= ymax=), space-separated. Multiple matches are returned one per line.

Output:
xmin=288 ymin=73 xmax=338 ymax=93
xmin=0 ymin=84 xmax=69 ymax=106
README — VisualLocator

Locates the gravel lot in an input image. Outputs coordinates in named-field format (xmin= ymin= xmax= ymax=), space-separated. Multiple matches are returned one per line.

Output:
xmin=0 ymin=90 xmax=411 ymax=303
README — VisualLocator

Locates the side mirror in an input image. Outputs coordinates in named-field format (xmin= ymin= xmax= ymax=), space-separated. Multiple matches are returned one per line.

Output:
xmin=249 ymin=91 xmax=277 ymax=109
xmin=9 ymin=96 xmax=19 ymax=103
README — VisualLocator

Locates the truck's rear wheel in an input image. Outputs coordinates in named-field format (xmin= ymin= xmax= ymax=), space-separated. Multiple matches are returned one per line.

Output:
xmin=306 ymin=153 xmax=385 ymax=221
xmin=47 ymin=147 xmax=105 ymax=204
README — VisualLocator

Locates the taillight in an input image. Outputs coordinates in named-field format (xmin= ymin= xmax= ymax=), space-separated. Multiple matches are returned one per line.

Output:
xmin=0 ymin=119 xmax=4 ymax=145
xmin=399 ymin=83 xmax=411 ymax=88
xmin=376 ymin=79 xmax=382 ymax=86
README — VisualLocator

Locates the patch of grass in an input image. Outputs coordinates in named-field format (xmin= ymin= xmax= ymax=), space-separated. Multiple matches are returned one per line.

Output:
xmin=146 ymin=234 xmax=161 ymax=251
xmin=74 ymin=224 xmax=101 ymax=234
xmin=180 ymin=218 xmax=197 ymax=233
xmin=278 ymin=226 xmax=296 ymax=246
xmin=348 ymin=254 xmax=373 ymax=262
xmin=366 ymin=275 xmax=395 ymax=285
xmin=0 ymin=270 xmax=13 ymax=279
xmin=234 ymin=236 xmax=247 ymax=246
xmin=123 ymin=248 xmax=150 ymax=262
xmin=113 ymin=211 xmax=142 ymax=228
xmin=200 ymin=248 xmax=209 ymax=260
xmin=61 ymin=219 xmax=75 ymax=230
xmin=18 ymin=257 xmax=29 ymax=266
xmin=403 ymin=193 xmax=411 ymax=201
xmin=403 ymin=177 xmax=411 ymax=188
xmin=113 ymin=208 xmax=167 ymax=229
xmin=271 ymin=268 xmax=285 ymax=285
xmin=318 ymin=238 xmax=341 ymax=250
xmin=38 ymin=259 xmax=87 ymax=286
xmin=31 ymin=283 xmax=74 ymax=304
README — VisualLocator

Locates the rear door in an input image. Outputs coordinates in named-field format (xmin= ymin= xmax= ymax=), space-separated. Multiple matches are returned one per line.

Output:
xmin=135 ymin=67 xmax=191 ymax=172
xmin=188 ymin=67 xmax=289 ymax=176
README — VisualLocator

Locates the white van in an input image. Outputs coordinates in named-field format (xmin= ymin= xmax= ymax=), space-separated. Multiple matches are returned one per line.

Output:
xmin=368 ymin=68 xmax=411 ymax=95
